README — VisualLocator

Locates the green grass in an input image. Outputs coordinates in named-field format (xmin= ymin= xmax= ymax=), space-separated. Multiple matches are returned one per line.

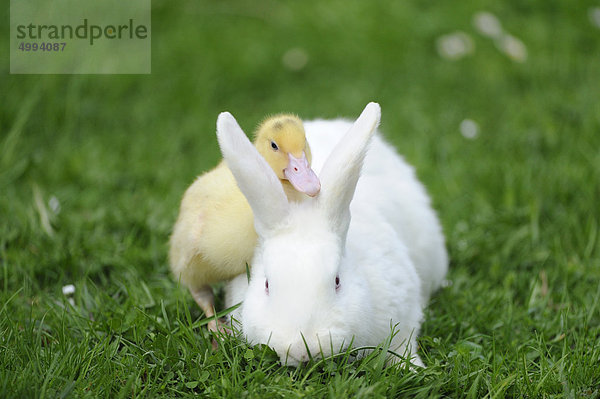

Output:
xmin=2 ymin=0 xmax=600 ymax=397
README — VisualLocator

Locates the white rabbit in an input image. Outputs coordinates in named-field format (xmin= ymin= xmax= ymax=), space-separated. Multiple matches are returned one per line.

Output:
xmin=218 ymin=103 xmax=448 ymax=367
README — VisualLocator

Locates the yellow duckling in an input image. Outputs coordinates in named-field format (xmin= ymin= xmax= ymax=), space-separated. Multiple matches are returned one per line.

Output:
xmin=169 ymin=114 xmax=320 ymax=331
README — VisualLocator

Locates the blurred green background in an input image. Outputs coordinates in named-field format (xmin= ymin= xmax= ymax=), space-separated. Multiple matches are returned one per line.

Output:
xmin=1 ymin=0 xmax=600 ymax=397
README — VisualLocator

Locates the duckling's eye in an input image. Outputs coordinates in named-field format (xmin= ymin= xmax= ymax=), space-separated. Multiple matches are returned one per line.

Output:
xmin=335 ymin=275 xmax=340 ymax=291
xmin=270 ymin=141 xmax=279 ymax=151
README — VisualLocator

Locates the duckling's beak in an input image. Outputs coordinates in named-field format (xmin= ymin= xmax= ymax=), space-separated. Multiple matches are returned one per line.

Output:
xmin=283 ymin=152 xmax=321 ymax=197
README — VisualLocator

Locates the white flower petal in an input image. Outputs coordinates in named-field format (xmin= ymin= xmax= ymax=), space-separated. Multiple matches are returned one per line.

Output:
xmin=436 ymin=31 xmax=475 ymax=60
xmin=62 ymin=284 xmax=75 ymax=296
xmin=497 ymin=34 xmax=528 ymax=63
xmin=473 ymin=11 xmax=503 ymax=39
xmin=460 ymin=119 xmax=479 ymax=139
xmin=589 ymin=7 xmax=600 ymax=28
xmin=49 ymin=196 xmax=61 ymax=214
xmin=282 ymin=48 xmax=309 ymax=71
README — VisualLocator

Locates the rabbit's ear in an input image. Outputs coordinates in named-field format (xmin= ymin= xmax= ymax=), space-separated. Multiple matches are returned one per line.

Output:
xmin=216 ymin=112 xmax=289 ymax=234
xmin=318 ymin=102 xmax=381 ymax=235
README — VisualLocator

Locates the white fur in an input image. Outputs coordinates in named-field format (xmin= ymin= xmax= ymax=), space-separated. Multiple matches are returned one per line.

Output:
xmin=220 ymin=103 xmax=448 ymax=367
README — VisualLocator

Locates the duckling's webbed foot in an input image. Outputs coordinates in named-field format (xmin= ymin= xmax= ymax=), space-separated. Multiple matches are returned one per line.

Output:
xmin=212 ymin=317 xmax=232 ymax=335
xmin=190 ymin=285 xmax=232 ymax=349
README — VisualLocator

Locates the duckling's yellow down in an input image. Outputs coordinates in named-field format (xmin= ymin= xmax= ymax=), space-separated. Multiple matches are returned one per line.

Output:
xmin=169 ymin=115 xmax=313 ymax=293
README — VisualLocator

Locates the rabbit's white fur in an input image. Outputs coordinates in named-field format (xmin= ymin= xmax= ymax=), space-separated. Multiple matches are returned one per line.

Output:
xmin=220 ymin=103 xmax=448 ymax=367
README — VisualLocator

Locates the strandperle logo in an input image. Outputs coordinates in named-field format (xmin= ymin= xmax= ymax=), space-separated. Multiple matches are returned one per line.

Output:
xmin=15 ymin=19 xmax=149 ymax=46
xmin=10 ymin=0 xmax=151 ymax=74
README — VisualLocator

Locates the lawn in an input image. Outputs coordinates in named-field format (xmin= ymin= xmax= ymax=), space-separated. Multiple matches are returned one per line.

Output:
xmin=1 ymin=0 xmax=600 ymax=397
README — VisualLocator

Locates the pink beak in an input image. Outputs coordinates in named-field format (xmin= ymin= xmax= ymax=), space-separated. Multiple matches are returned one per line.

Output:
xmin=283 ymin=152 xmax=321 ymax=197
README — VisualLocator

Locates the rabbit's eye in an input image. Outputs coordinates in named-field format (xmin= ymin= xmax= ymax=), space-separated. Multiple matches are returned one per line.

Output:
xmin=335 ymin=275 xmax=340 ymax=290
xmin=265 ymin=279 xmax=269 ymax=294
xmin=270 ymin=141 xmax=279 ymax=151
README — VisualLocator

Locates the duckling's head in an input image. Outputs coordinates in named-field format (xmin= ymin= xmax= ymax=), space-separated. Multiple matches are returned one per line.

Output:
xmin=254 ymin=115 xmax=320 ymax=197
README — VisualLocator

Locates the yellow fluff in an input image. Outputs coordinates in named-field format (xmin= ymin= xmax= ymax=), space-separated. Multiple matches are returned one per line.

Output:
xmin=169 ymin=114 xmax=314 ymax=327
